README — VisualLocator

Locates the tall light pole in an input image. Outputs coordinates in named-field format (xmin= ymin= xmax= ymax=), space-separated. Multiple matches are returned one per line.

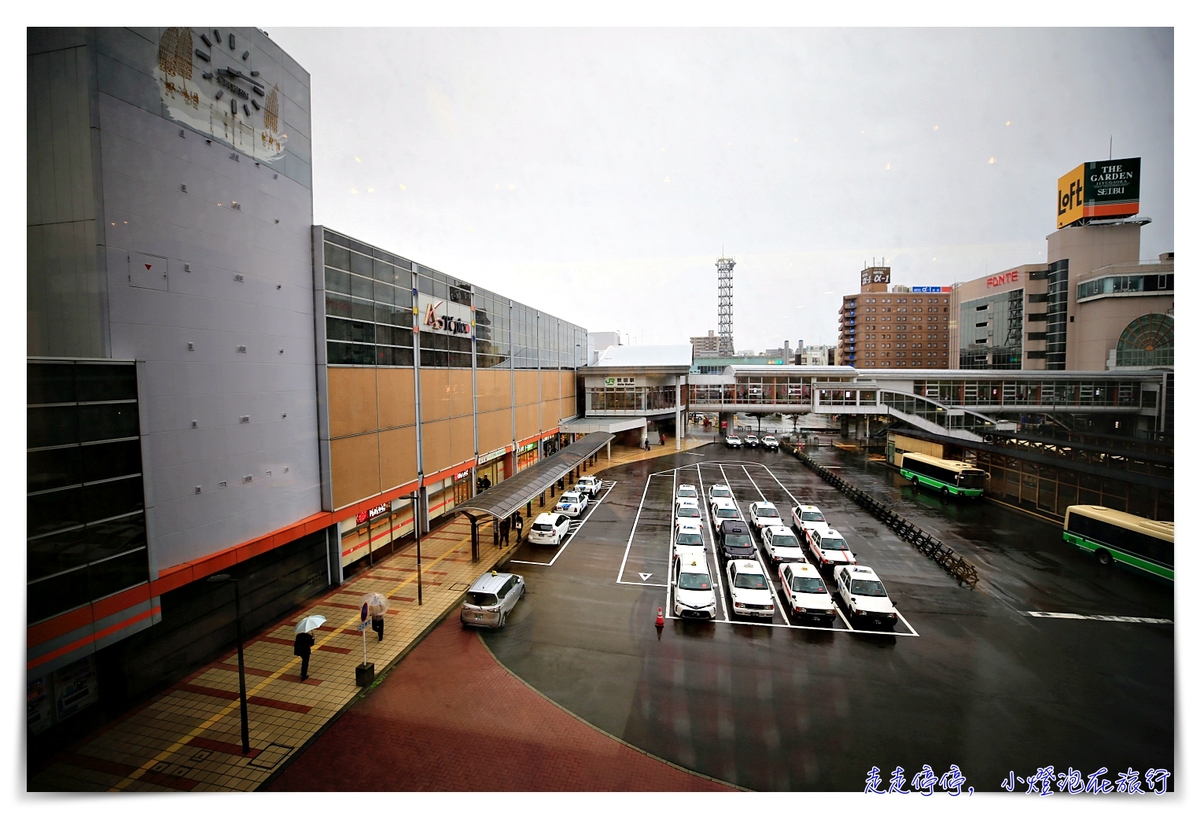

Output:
xmin=207 ymin=573 xmax=250 ymax=754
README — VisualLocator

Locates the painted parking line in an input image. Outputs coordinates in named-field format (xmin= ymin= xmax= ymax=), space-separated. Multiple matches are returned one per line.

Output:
xmin=616 ymin=473 xmax=672 ymax=587
xmin=510 ymin=481 xmax=618 ymax=568
xmin=1025 ymin=611 xmax=1173 ymax=624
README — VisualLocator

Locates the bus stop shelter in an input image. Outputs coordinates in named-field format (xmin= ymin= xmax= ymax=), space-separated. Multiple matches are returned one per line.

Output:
xmin=456 ymin=431 xmax=614 ymax=560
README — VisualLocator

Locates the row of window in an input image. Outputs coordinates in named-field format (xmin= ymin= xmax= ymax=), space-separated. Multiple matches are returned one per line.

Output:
xmin=1077 ymin=273 xmax=1174 ymax=301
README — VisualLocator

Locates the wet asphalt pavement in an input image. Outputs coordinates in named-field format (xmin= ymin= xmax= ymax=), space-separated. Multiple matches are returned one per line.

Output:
xmin=484 ymin=442 xmax=1173 ymax=792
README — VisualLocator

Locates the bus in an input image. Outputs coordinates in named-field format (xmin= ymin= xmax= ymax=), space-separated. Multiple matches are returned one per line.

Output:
xmin=899 ymin=452 xmax=988 ymax=498
xmin=1062 ymin=505 xmax=1173 ymax=581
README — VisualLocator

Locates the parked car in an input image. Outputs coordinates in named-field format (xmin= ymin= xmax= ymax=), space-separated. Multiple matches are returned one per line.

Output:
xmin=708 ymin=484 xmax=734 ymax=503
xmin=760 ymin=435 xmax=779 ymax=451
xmin=676 ymin=483 xmax=699 ymax=500
xmin=779 ymin=562 xmax=836 ymax=623
xmin=718 ymin=520 xmax=756 ymax=561
xmin=805 ymin=524 xmax=857 ymax=568
xmin=675 ymin=497 xmax=702 ymax=521
xmin=576 ymin=475 xmax=603 ymax=498
xmin=555 ymin=490 xmax=588 ymax=518
xmin=744 ymin=433 xmax=760 ymax=448
xmin=725 ymin=435 xmax=742 ymax=448
xmin=833 ymin=565 xmax=898 ymax=630
xmin=674 ymin=520 xmax=705 ymax=550
xmin=762 ymin=525 xmax=806 ymax=565
xmin=460 ymin=571 xmax=525 ymax=629
xmin=791 ymin=504 xmax=827 ymax=537
xmin=710 ymin=498 xmax=740 ymax=524
xmin=673 ymin=546 xmax=717 ymax=619
xmin=528 ymin=512 xmax=571 ymax=545
xmin=747 ymin=501 xmax=783 ymax=534
xmin=726 ymin=559 xmax=775 ymax=619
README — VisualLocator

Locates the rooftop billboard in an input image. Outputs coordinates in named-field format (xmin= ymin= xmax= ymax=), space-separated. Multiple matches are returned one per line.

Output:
xmin=1056 ymin=157 xmax=1141 ymax=228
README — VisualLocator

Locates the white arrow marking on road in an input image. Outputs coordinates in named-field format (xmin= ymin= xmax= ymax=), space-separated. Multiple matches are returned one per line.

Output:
xmin=639 ymin=573 xmax=653 ymax=581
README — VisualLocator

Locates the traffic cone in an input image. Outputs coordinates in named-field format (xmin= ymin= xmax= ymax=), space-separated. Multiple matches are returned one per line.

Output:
xmin=655 ymin=607 xmax=664 ymax=628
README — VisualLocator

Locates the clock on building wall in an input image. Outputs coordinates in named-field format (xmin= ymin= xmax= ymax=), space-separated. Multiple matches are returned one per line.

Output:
xmin=154 ymin=27 xmax=287 ymax=161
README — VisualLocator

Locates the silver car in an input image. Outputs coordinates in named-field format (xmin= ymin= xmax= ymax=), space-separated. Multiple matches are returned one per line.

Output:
xmin=460 ymin=571 xmax=526 ymax=629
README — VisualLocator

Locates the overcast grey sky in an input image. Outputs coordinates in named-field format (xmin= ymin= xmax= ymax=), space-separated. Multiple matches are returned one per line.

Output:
xmin=272 ymin=27 xmax=1173 ymax=352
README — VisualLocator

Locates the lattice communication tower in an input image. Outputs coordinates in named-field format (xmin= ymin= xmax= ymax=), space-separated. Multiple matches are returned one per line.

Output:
xmin=716 ymin=256 xmax=736 ymax=355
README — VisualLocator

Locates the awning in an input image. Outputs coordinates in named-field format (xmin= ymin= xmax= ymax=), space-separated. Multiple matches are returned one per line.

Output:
xmin=456 ymin=431 xmax=615 ymax=521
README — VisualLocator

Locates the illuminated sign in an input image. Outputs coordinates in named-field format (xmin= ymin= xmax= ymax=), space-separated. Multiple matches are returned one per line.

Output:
xmin=356 ymin=503 xmax=389 ymax=525
xmin=1057 ymin=157 xmax=1141 ymax=228
xmin=416 ymin=294 xmax=473 ymax=337
xmin=860 ymin=268 xmax=891 ymax=286
xmin=912 ymin=286 xmax=952 ymax=293
xmin=604 ymin=376 xmax=635 ymax=387
xmin=986 ymin=271 xmax=1021 ymax=289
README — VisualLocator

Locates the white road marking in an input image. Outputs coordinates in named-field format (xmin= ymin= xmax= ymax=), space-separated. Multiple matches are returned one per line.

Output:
xmin=511 ymin=482 xmax=617 ymax=567
xmin=694 ymin=462 xmax=730 ymax=621
xmin=1026 ymin=611 xmax=1173 ymax=624
xmin=641 ymin=573 xmax=654 ymax=581
xmin=614 ymin=474 xmax=656 ymax=582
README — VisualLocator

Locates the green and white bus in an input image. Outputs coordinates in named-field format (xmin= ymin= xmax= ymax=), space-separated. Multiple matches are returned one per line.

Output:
xmin=899 ymin=452 xmax=987 ymax=498
xmin=1062 ymin=505 xmax=1173 ymax=581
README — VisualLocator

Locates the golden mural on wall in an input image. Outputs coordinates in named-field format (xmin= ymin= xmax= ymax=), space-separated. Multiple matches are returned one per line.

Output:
xmin=156 ymin=27 xmax=193 ymax=80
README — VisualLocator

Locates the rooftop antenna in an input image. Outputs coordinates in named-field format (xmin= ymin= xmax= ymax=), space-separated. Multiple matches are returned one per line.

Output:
xmin=1109 ymin=136 xmax=1113 ymax=160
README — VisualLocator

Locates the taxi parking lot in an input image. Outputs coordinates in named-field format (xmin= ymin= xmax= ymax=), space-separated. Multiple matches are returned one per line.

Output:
xmin=479 ymin=442 xmax=1173 ymax=792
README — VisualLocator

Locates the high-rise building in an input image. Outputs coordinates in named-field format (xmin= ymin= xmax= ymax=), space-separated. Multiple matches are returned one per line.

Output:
xmin=690 ymin=330 xmax=721 ymax=356
xmin=836 ymin=265 xmax=951 ymax=369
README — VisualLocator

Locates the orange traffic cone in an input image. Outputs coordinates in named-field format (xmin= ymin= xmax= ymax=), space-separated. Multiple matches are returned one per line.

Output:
xmin=655 ymin=607 xmax=664 ymax=628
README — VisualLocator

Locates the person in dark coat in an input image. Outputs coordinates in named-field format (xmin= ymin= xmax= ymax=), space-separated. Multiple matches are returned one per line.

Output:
xmin=294 ymin=631 xmax=315 ymax=680
xmin=500 ymin=515 xmax=510 ymax=545
xmin=371 ymin=612 xmax=384 ymax=641
xmin=514 ymin=513 xmax=524 ymax=541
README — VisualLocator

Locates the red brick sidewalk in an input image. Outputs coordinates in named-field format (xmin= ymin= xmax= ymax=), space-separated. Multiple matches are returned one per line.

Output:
xmin=265 ymin=617 xmax=736 ymax=791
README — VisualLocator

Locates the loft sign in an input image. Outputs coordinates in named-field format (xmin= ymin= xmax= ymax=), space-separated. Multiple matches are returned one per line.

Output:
xmin=418 ymin=294 xmax=472 ymax=337
xmin=356 ymin=503 xmax=389 ymax=524
xmin=986 ymin=271 xmax=1020 ymax=289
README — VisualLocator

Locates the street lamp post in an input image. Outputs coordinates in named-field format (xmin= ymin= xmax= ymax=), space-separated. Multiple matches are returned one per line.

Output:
xmin=207 ymin=573 xmax=250 ymax=754
xmin=411 ymin=491 xmax=423 ymax=605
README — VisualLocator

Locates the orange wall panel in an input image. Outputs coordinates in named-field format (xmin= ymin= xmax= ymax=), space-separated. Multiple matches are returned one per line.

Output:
xmin=451 ymin=415 xmax=476 ymax=465
xmin=331 ymin=433 xmax=381 ymax=509
xmin=514 ymin=370 xmax=539 ymax=406
xmin=421 ymin=419 xmax=452 ymax=474
xmin=560 ymin=370 xmax=575 ymax=398
xmin=541 ymin=400 xmax=562 ymax=427
xmin=328 ymin=367 xmax=379 ymax=438
xmin=420 ymin=368 xmax=451 ymax=421
xmin=379 ymin=426 xmax=419 ymax=491
xmin=449 ymin=369 xmax=474 ymax=418
xmin=477 ymin=409 xmax=511 ymax=454
xmin=540 ymin=370 xmax=560 ymax=401
xmin=377 ymin=367 xmax=417 ymax=429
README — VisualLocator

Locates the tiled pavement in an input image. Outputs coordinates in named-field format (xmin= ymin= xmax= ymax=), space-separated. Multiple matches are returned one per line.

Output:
xmin=28 ymin=441 xmax=713 ymax=793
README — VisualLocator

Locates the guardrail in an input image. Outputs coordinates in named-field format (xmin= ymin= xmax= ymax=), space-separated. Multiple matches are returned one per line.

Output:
xmin=782 ymin=442 xmax=979 ymax=588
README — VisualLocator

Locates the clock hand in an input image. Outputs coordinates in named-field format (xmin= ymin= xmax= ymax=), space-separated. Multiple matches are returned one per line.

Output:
xmin=223 ymin=66 xmax=263 ymax=89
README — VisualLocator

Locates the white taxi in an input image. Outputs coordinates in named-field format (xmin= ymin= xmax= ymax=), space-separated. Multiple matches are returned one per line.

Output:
xmin=805 ymin=524 xmax=857 ymax=568
xmin=779 ymin=562 xmax=836 ymax=623
xmin=747 ymin=500 xmax=783 ymax=534
xmin=673 ymin=546 xmax=717 ymax=619
xmin=725 ymin=559 xmax=775 ymax=619
xmin=555 ymin=490 xmax=588 ymax=518
xmin=762 ymin=525 xmax=806 ymax=565
xmin=833 ymin=565 xmax=899 ymax=630
xmin=528 ymin=512 xmax=570 ymax=545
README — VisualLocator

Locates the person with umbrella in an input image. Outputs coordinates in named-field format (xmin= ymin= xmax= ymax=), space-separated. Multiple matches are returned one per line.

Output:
xmin=364 ymin=592 xmax=388 ymax=642
xmin=293 ymin=614 xmax=325 ymax=681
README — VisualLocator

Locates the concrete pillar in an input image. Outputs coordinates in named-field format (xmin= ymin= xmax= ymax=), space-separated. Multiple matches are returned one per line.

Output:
xmin=607 ymin=441 xmax=611 ymax=460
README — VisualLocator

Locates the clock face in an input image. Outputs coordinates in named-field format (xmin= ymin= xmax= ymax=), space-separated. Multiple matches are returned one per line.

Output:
xmin=155 ymin=27 xmax=287 ymax=161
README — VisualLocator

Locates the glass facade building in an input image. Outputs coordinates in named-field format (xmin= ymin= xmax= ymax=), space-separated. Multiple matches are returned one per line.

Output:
xmin=958 ymin=290 xmax=1024 ymax=370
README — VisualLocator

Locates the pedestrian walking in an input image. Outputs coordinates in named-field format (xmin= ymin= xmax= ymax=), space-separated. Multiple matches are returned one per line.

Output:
xmin=371 ymin=612 xmax=384 ymax=641
xmin=514 ymin=513 xmax=524 ymax=542
xmin=293 ymin=631 xmax=315 ymax=680
xmin=660 ymin=431 xmax=666 ymax=446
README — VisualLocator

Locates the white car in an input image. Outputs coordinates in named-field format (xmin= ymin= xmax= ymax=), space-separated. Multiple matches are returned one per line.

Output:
xmin=725 ymin=435 xmax=742 ymax=448
xmin=761 ymin=435 xmax=779 ymax=451
xmin=576 ymin=475 xmax=603 ymax=498
xmin=833 ymin=565 xmax=899 ymax=630
xmin=675 ymin=497 xmax=702 ymax=521
xmin=710 ymin=497 xmax=740 ymax=524
xmin=528 ymin=512 xmax=570 ymax=545
xmin=708 ymin=484 xmax=734 ymax=504
xmin=673 ymin=546 xmax=717 ymax=619
xmin=725 ymin=559 xmax=775 ymax=619
xmin=806 ymin=524 xmax=857 ymax=568
xmin=747 ymin=501 xmax=783 ymax=534
xmin=676 ymin=484 xmax=699 ymax=501
xmin=674 ymin=520 xmax=705 ymax=550
xmin=460 ymin=571 xmax=526 ymax=629
xmin=762 ymin=525 xmax=806 ymax=565
xmin=779 ymin=562 xmax=836 ymax=623
xmin=555 ymin=490 xmax=588 ymax=518
xmin=744 ymin=433 xmax=760 ymax=448
xmin=791 ymin=504 xmax=827 ymax=536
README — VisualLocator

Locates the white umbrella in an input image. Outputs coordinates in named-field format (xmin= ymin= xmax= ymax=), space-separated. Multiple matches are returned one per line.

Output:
xmin=294 ymin=614 xmax=326 ymax=634
xmin=362 ymin=592 xmax=388 ymax=616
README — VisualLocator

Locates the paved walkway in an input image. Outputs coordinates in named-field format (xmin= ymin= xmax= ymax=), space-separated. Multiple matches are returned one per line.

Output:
xmin=29 ymin=441 xmax=713 ymax=792
xmin=264 ymin=616 xmax=735 ymax=791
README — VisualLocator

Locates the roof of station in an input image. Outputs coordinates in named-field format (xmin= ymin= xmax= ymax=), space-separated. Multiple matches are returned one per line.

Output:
xmin=585 ymin=344 xmax=694 ymax=373
xmin=455 ymin=432 xmax=614 ymax=521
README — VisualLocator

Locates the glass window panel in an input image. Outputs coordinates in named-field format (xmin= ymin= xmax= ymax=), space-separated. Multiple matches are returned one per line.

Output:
xmin=84 ymin=514 xmax=146 ymax=563
xmin=81 ymin=440 xmax=142 ymax=484
xmin=375 ymin=324 xmax=394 ymax=346
xmin=394 ymin=287 xmax=412 ymax=311
xmin=393 ymin=327 xmax=413 ymax=347
xmin=326 ymin=292 xmax=352 ymax=318
xmin=27 ymin=526 xmax=88 ymax=582
xmin=28 ymin=363 xmax=75 ymax=404
xmin=76 ymin=365 xmax=137 ymax=402
xmin=78 ymin=404 xmax=140 ymax=443
xmin=393 ymin=347 xmax=414 ymax=367
xmin=324 ymin=242 xmax=350 ymax=271
xmin=324 ymin=231 xmax=350 ymax=248
xmin=28 ymin=567 xmax=91 ymax=623
xmin=373 ymin=282 xmax=395 ymax=305
xmin=28 ymin=447 xmax=81 ymax=493
xmin=351 ymin=298 xmax=374 ymax=321
xmin=325 ymin=267 xmax=351 ymax=295
xmin=449 ymin=353 xmax=472 ymax=368
xmin=82 ymin=475 xmax=144 ymax=522
xmin=28 ymin=486 xmax=83 ymax=538
xmin=28 ymin=406 xmax=79 ymax=449
xmin=350 ymin=344 xmax=375 ymax=365
xmin=349 ymin=250 xmax=373 ymax=277
xmin=375 ymin=346 xmax=392 ymax=367
xmin=373 ymin=259 xmax=394 ymax=283
xmin=327 ymin=341 xmax=355 ymax=365
xmin=350 ymin=275 xmax=373 ymax=301
xmin=87 ymin=548 xmax=150 ymax=602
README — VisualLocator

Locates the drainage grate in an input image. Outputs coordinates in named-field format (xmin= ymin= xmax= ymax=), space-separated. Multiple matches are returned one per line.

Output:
xmin=248 ymin=743 xmax=294 ymax=770
xmin=449 ymin=582 xmax=470 ymax=591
